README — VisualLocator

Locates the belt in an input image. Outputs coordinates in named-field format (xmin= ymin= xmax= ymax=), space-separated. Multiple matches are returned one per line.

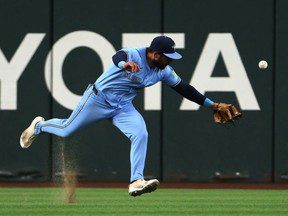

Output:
xmin=92 ymin=85 xmax=111 ymax=106
xmin=92 ymin=85 xmax=98 ymax=95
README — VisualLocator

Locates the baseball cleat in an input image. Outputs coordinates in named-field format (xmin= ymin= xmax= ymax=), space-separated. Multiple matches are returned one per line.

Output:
xmin=20 ymin=116 xmax=45 ymax=148
xmin=128 ymin=179 xmax=159 ymax=197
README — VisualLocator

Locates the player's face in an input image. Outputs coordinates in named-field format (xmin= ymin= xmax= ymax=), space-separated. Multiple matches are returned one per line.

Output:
xmin=153 ymin=53 xmax=173 ymax=70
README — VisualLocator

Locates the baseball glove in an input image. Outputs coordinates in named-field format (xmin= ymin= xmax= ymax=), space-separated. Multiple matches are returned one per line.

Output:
xmin=213 ymin=103 xmax=242 ymax=125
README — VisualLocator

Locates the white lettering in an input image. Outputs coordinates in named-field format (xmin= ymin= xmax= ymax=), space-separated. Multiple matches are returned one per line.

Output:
xmin=45 ymin=31 xmax=116 ymax=110
xmin=180 ymin=33 xmax=260 ymax=110
xmin=0 ymin=34 xmax=45 ymax=110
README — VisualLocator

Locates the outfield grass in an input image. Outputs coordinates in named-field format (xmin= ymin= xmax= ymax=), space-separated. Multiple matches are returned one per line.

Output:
xmin=0 ymin=187 xmax=288 ymax=215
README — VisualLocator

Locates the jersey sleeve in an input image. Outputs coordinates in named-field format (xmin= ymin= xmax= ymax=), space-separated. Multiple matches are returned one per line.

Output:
xmin=112 ymin=51 xmax=128 ymax=67
xmin=120 ymin=47 xmax=140 ymax=63
xmin=161 ymin=66 xmax=181 ymax=87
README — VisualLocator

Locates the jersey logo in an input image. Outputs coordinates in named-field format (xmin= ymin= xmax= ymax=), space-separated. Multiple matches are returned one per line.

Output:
xmin=168 ymin=66 xmax=179 ymax=79
xmin=172 ymin=70 xmax=178 ymax=79
xmin=123 ymin=71 xmax=142 ymax=83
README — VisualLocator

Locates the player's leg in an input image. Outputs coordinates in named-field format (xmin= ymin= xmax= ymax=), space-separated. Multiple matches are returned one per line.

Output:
xmin=35 ymin=86 xmax=97 ymax=137
xmin=112 ymin=104 xmax=159 ymax=196
xmin=20 ymin=85 xmax=113 ymax=148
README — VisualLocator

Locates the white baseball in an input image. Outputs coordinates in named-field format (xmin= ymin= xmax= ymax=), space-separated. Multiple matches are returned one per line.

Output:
xmin=258 ymin=60 xmax=268 ymax=69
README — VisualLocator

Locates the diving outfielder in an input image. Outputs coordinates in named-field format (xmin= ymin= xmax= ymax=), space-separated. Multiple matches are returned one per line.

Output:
xmin=20 ymin=35 xmax=235 ymax=196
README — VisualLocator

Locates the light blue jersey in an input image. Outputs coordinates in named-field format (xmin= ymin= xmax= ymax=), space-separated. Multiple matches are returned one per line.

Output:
xmin=94 ymin=47 xmax=181 ymax=108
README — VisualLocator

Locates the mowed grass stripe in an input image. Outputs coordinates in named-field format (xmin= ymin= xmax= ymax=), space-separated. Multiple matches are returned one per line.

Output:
xmin=0 ymin=188 xmax=288 ymax=216
xmin=0 ymin=208 xmax=288 ymax=216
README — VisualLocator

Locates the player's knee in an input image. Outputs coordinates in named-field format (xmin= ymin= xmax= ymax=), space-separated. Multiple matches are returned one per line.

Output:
xmin=142 ymin=130 xmax=148 ymax=140
xmin=134 ymin=129 xmax=148 ymax=142
xmin=59 ymin=129 xmax=74 ymax=138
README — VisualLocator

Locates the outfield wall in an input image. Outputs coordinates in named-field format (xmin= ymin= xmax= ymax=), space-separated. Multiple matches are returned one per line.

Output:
xmin=0 ymin=0 xmax=287 ymax=183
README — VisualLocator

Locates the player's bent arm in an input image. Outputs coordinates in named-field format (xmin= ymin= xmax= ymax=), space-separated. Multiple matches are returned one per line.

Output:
xmin=171 ymin=81 xmax=217 ymax=109
xmin=112 ymin=50 xmax=128 ymax=68
xmin=112 ymin=51 xmax=140 ymax=72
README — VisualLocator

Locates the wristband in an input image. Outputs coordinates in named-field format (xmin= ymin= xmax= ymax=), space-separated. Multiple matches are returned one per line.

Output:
xmin=203 ymin=98 xmax=214 ymax=107
xmin=118 ymin=61 xmax=125 ymax=68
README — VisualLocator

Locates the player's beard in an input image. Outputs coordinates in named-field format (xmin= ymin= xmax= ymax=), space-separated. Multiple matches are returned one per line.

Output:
xmin=153 ymin=59 xmax=167 ymax=70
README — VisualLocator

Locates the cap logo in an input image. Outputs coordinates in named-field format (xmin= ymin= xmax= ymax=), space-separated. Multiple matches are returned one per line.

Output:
xmin=172 ymin=44 xmax=175 ymax=51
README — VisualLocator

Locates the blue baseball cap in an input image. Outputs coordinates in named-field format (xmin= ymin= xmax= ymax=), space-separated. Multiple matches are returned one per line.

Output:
xmin=149 ymin=35 xmax=182 ymax=60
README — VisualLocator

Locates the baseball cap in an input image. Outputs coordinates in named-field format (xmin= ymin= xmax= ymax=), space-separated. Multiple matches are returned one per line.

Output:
xmin=149 ymin=35 xmax=182 ymax=60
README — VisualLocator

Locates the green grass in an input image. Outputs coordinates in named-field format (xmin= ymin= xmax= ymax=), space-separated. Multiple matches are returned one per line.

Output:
xmin=0 ymin=187 xmax=288 ymax=216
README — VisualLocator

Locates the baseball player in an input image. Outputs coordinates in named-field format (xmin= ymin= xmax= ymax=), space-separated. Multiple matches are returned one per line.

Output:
xmin=20 ymin=35 xmax=239 ymax=196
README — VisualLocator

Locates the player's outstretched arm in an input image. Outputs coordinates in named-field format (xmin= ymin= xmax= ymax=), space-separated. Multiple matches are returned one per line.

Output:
xmin=171 ymin=80 xmax=215 ymax=108
xmin=171 ymin=81 xmax=242 ymax=124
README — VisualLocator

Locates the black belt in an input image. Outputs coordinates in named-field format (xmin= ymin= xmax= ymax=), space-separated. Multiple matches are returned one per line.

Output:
xmin=92 ymin=85 xmax=110 ymax=105
xmin=92 ymin=85 xmax=98 ymax=95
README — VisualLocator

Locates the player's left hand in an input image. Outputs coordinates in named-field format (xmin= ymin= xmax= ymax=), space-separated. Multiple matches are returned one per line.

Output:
xmin=212 ymin=103 xmax=242 ymax=125
xmin=123 ymin=61 xmax=141 ymax=73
